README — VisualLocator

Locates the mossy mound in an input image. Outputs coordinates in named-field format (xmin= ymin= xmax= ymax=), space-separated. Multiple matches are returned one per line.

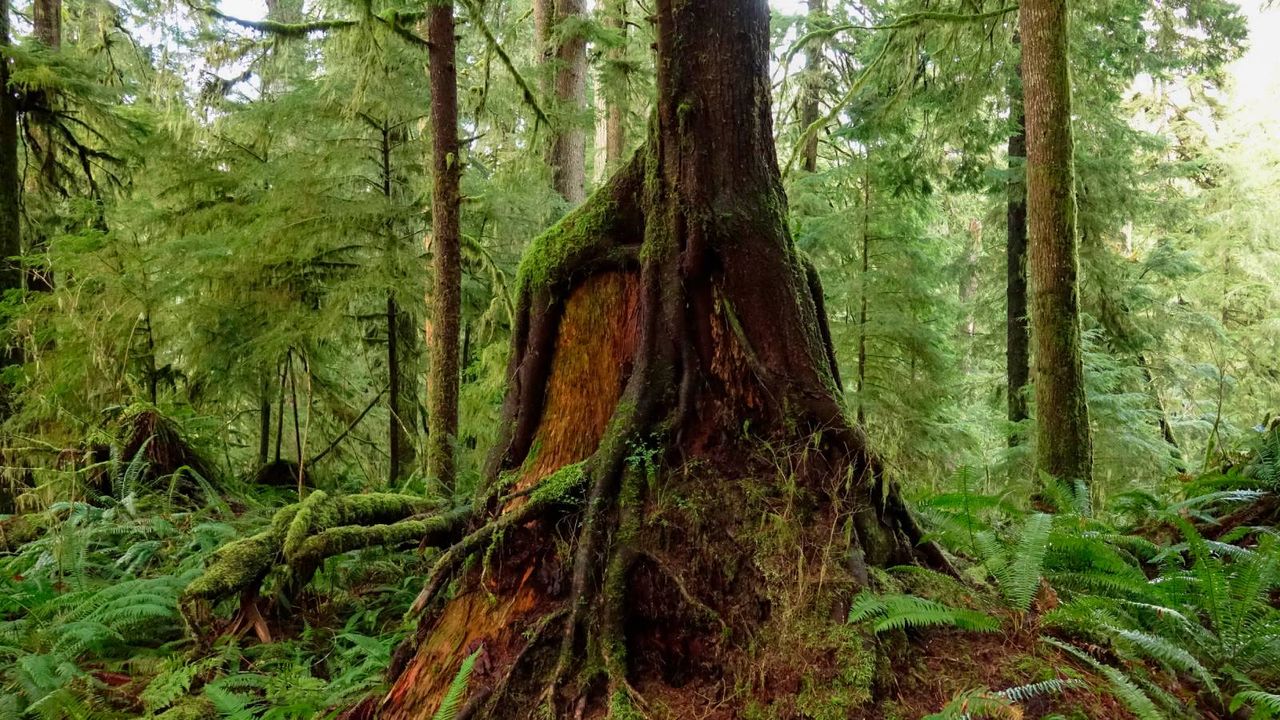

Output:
xmin=116 ymin=405 xmax=216 ymax=494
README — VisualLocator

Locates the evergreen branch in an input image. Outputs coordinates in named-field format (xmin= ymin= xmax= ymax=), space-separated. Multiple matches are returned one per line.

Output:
xmin=787 ymin=4 xmax=1018 ymax=62
xmin=197 ymin=4 xmax=358 ymax=37
xmin=458 ymin=0 xmax=549 ymax=126
xmin=782 ymin=34 xmax=895 ymax=178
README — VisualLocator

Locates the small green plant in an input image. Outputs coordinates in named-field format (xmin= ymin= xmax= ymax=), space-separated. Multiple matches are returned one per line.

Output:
xmin=847 ymin=591 xmax=999 ymax=634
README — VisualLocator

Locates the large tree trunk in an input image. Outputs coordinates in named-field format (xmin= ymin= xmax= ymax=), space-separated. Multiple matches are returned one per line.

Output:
xmin=33 ymin=0 xmax=60 ymax=48
xmin=1006 ymin=53 xmax=1030 ymax=447
xmin=425 ymin=1 xmax=462 ymax=492
xmin=1021 ymin=0 xmax=1093 ymax=488
xmin=374 ymin=2 xmax=943 ymax=717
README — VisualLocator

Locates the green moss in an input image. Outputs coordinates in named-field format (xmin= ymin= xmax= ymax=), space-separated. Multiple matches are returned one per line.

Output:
xmin=182 ymin=530 xmax=279 ymax=603
xmin=515 ymin=188 xmax=619 ymax=295
xmin=794 ymin=625 xmax=876 ymax=720
xmin=608 ymin=689 xmax=644 ymax=720
xmin=291 ymin=512 xmax=463 ymax=568
xmin=283 ymin=489 xmax=328 ymax=561
xmin=154 ymin=697 xmax=217 ymax=720
xmin=530 ymin=461 xmax=588 ymax=505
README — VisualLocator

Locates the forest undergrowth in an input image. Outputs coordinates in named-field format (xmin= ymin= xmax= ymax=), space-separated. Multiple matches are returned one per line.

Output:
xmin=2 ymin=412 xmax=1277 ymax=720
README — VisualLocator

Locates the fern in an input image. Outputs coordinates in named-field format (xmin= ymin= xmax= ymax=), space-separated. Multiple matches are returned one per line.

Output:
xmin=987 ymin=513 xmax=1052 ymax=612
xmin=848 ymin=592 xmax=1000 ymax=634
xmin=432 ymin=649 xmax=481 ymax=720
xmin=1045 ymin=638 xmax=1165 ymax=720
xmin=1232 ymin=690 xmax=1280 ymax=719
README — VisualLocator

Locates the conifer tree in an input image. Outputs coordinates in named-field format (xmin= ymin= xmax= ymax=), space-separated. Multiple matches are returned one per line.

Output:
xmin=1021 ymin=0 xmax=1092 ymax=490
xmin=426 ymin=0 xmax=462 ymax=493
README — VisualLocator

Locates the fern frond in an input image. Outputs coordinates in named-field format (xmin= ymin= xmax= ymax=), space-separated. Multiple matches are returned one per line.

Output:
xmin=431 ymin=649 xmax=480 ymax=720
xmin=1044 ymin=637 xmax=1165 ymax=720
xmin=1231 ymin=690 xmax=1280 ymax=719
xmin=993 ymin=513 xmax=1051 ymax=612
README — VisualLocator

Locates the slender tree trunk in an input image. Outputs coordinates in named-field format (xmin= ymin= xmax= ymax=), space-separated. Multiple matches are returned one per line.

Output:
xmin=375 ymin=2 xmax=944 ymax=717
xmin=856 ymin=161 xmax=870 ymax=426
xmin=1021 ymin=0 xmax=1093 ymax=489
xmin=599 ymin=0 xmax=627 ymax=174
xmin=258 ymin=377 xmax=272 ymax=467
xmin=1006 ymin=55 xmax=1030 ymax=446
xmin=0 ymin=0 xmax=21 ymax=402
xmin=542 ymin=0 xmax=588 ymax=204
xmin=800 ymin=0 xmax=825 ymax=173
xmin=381 ymin=123 xmax=417 ymax=483
xmin=274 ymin=358 xmax=288 ymax=463
xmin=426 ymin=0 xmax=462 ymax=493
xmin=387 ymin=293 xmax=404 ymax=483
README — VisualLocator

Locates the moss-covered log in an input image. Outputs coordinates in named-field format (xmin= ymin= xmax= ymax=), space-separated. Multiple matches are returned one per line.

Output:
xmin=180 ymin=493 xmax=467 ymax=640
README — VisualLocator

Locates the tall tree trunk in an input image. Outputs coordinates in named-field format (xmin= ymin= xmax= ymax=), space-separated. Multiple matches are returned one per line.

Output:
xmin=258 ymin=376 xmax=272 ymax=467
xmin=387 ymin=293 xmax=405 ymax=484
xmin=799 ymin=0 xmax=824 ymax=173
xmin=425 ymin=0 xmax=462 ymax=493
xmin=33 ymin=0 xmax=61 ymax=48
xmin=1006 ymin=56 xmax=1030 ymax=447
xmin=374 ymin=2 xmax=943 ymax=717
xmin=0 ymin=0 xmax=21 ymax=396
xmin=381 ymin=123 xmax=417 ymax=483
xmin=596 ymin=0 xmax=627 ymax=179
xmin=856 ymin=161 xmax=870 ymax=426
xmin=542 ymin=0 xmax=588 ymax=204
xmin=1021 ymin=0 xmax=1093 ymax=489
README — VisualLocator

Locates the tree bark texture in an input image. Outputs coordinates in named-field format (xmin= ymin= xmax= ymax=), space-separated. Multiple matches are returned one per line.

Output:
xmin=426 ymin=1 xmax=462 ymax=492
xmin=373 ymin=2 xmax=945 ymax=717
xmin=1020 ymin=0 xmax=1093 ymax=488
xmin=33 ymin=0 xmax=61 ymax=49
xmin=600 ymin=0 xmax=627 ymax=172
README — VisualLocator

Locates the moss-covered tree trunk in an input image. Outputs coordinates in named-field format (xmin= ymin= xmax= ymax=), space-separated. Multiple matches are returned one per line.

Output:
xmin=0 ymin=0 xmax=21 ymax=391
xmin=1006 ymin=48 xmax=1030 ymax=447
xmin=372 ymin=2 xmax=944 ymax=717
xmin=1021 ymin=0 xmax=1092 ymax=490
xmin=425 ymin=0 xmax=462 ymax=492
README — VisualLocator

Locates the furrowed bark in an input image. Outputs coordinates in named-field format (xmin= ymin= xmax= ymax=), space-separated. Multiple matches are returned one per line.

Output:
xmin=542 ymin=0 xmax=588 ymax=204
xmin=800 ymin=0 xmax=825 ymax=173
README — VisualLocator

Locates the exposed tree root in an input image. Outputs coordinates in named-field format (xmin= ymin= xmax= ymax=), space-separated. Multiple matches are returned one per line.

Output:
xmin=373 ymin=129 xmax=954 ymax=718
xmin=180 ymin=492 xmax=468 ymax=640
